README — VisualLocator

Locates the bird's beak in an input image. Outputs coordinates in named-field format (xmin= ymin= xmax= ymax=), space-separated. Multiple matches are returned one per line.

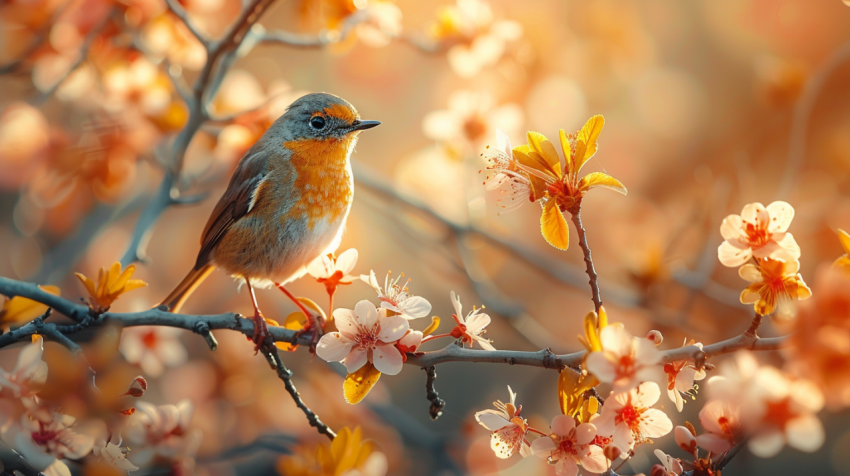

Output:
xmin=351 ymin=120 xmax=382 ymax=131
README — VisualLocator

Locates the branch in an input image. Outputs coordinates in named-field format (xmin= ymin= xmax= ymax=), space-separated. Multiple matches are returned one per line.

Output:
xmin=164 ymin=0 xmax=210 ymax=45
xmin=0 ymin=276 xmax=786 ymax=371
xmin=265 ymin=348 xmax=336 ymax=440
xmin=570 ymin=207 xmax=603 ymax=313
xmin=257 ymin=10 xmax=367 ymax=47
xmin=423 ymin=366 xmax=446 ymax=420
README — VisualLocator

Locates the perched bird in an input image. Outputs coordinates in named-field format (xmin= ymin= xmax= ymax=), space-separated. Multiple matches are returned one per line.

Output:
xmin=160 ymin=92 xmax=380 ymax=349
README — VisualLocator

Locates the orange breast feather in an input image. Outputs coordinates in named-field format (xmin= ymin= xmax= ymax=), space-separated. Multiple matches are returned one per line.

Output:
xmin=283 ymin=136 xmax=355 ymax=228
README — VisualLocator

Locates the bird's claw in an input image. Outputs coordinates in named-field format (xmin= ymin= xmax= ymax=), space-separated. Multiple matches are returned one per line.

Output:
xmin=294 ymin=312 xmax=326 ymax=353
xmin=248 ymin=311 xmax=272 ymax=354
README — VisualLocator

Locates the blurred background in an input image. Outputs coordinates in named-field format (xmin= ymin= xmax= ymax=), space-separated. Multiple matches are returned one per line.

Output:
xmin=2 ymin=0 xmax=850 ymax=474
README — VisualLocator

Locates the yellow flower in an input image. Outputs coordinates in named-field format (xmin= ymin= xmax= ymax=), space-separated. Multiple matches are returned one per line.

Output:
xmin=277 ymin=426 xmax=387 ymax=476
xmin=739 ymin=258 xmax=812 ymax=319
xmin=75 ymin=262 xmax=147 ymax=313
xmin=1 ymin=286 xmax=61 ymax=326
xmin=834 ymin=228 xmax=850 ymax=274
xmin=512 ymin=116 xmax=627 ymax=250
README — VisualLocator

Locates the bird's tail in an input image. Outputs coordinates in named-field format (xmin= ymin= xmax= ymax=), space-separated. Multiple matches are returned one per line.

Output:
xmin=159 ymin=265 xmax=215 ymax=313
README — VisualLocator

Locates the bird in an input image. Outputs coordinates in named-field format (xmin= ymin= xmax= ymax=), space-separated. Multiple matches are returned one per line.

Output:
xmin=159 ymin=92 xmax=380 ymax=350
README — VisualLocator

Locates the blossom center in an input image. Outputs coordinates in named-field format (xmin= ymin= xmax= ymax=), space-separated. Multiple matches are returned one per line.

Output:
xmin=744 ymin=222 xmax=770 ymax=248
xmin=355 ymin=326 xmax=380 ymax=350
xmin=141 ymin=330 xmax=159 ymax=349
xmin=617 ymin=404 xmax=644 ymax=431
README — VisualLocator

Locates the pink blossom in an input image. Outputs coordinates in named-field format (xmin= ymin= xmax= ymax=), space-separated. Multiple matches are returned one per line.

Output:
xmin=718 ymin=201 xmax=800 ymax=267
xmin=594 ymin=382 xmax=673 ymax=453
xmin=361 ymin=270 xmax=432 ymax=320
xmin=0 ymin=337 xmax=48 ymax=399
xmin=10 ymin=407 xmax=94 ymax=476
xmin=316 ymin=301 xmax=409 ymax=375
xmin=585 ymin=325 xmax=660 ymax=393
xmin=449 ymin=291 xmax=495 ymax=350
xmin=474 ymin=386 xmax=531 ymax=459
xmin=530 ymin=415 xmax=609 ymax=476
xmin=124 ymin=399 xmax=201 ymax=466
xmin=695 ymin=399 xmax=740 ymax=454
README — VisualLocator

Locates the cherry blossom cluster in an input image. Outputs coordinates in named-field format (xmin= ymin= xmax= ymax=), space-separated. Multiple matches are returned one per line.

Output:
xmin=312 ymin=250 xmax=495 ymax=385
xmin=0 ymin=338 xmax=200 ymax=475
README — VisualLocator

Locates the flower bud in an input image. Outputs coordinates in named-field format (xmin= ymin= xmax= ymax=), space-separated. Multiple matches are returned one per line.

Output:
xmin=646 ymin=330 xmax=663 ymax=346
xmin=603 ymin=444 xmax=621 ymax=461
xmin=675 ymin=425 xmax=697 ymax=453
xmin=123 ymin=376 xmax=148 ymax=398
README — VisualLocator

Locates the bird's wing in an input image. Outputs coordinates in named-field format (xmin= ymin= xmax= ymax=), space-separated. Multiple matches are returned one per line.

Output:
xmin=195 ymin=151 xmax=268 ymax=268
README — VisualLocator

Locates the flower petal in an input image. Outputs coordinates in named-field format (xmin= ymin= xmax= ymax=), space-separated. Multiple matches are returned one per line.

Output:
xmin=372 ymin=345 xmax=403 ymax=375
xmin=576 ymin=422 xmax=596 ymax=445
xmin=465 ymin=312 xmax=491 ymax=334
xmin=741 ymin=202 xmax=768 ymax=229
xmin=575 ymin=115 xmax=604 ymax=173
xmin=343 ymin=348 xmax=368 ymax=373
xmin=333 ymin=308 xmax=359 ymax=337
xmin=336 ymin=249 xmax=358 ymax=275
xmin=785 ymin=414 xmax=824 ymax=453
xmin=720 ymin=214 xmax=744 ymax=240
xmin=766 ymin=201 xmax=794 ymax=233
xmin=316 ymin=333 xmax=354 ymax=362
xmin=377 ymin=315 xmax=409 ymax=343
xmin=718 ymin=241 xmax=753 ymax=267
xmin=541 ymin=200 xmax=569 ymax=250
xmin=551 ymin=414 xmax=576 ymax=437
xmin=450 ymin=291 xmax=463 ymax=322
xmin=638 ymin=408 xmax=673 ymax=438
xmin=748 ymin=429 xmax=785 ymax=458
xmin=354 ymin=300 xmax=378 ymax=329
xmin=582 ymin=444 xmax=609 ymax=473
xmin=577 ymin=172 xmax=627 ymax=195
xmin=530 ymin=434 xmax=556 ymax=455
xmin=633 ymin=381 xmax=662 ymax=407
xmin=738 ymin=264 xmax=762 ymax=283
xmin=696 ymin=433 xmax=734 ymax=454
xmin=398 ymin=296 xmax=432 ymax=319
xmin=526 ymin=131 xmax=562 ymax=178
xmin=476 ymin=410 xmax=511 ymax=431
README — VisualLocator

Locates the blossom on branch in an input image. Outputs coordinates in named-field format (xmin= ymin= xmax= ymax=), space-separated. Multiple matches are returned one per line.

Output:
xmin=474 ymin=386 xmax=531 ymax=458
xmin=316 ymin=301 xmax=409 ymax=375
xmin=307 ymin=248 xmax=359 ymax=295
xmin=718 ymin=201 xmax=800 ymax=267
xmin=449 ymin=291 xmax=495 ymax=350
xmin=594 ymin=382 xmax=673 ymax=453
xmin=75 ymin=262 xmax=147 ymax=313
xmin=8 ymin=407 xmax=94 ymax=476
xmin=492 ymin=116 xmax=626 ymax=250
xmin=585 ymin=324 xmax=660 ymax=393
xmin=360 ymin=270 xmax=431 ymax=320
xmin=653 ymin=449 xmax=683 ymax=476
xmin=664 ymin=339 xmax=706 ymax=411
xmin=694 ymin=399 xmax=740 ymax=454
xmin=738 ymin=258 xmax=811 ymax=318
xmin=530 ymin=415 xmax=609 ymax=476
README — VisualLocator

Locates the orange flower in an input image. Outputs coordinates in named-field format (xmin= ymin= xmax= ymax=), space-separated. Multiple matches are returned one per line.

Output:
xmin=75 ymin=262 xmax=147 ymax=313
xmin=277 ymin=426 xmax=387 ymax=476
xmin=512 ymin=116 xmax=627 ymax=250
xmin=738 ymin=258 xmax=811 ymax=318
xmin=834 ymin=228 xmax=850 ymax=274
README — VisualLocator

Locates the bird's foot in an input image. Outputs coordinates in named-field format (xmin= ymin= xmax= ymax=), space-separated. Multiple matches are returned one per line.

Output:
xmin=248 ymin=310 xmax=272 ymax=354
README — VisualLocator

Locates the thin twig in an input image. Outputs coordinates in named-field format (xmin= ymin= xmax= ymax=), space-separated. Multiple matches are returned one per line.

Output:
xmin=164 ymin=0 xmax=210 ymax=45
xmin=569 ymin=207 xmax=603 ymax=313
xmin=258 ymin=10 xmax=368 ymax=47
xmin=266 ymin=348 xmax=336 ymax=440
xmin=423 ymin=366 xmax=446 ymax=420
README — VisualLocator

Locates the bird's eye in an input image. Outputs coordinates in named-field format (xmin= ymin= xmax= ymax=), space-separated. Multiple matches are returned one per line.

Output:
xmin=310 ymin=116 xmax=326 ymax=130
